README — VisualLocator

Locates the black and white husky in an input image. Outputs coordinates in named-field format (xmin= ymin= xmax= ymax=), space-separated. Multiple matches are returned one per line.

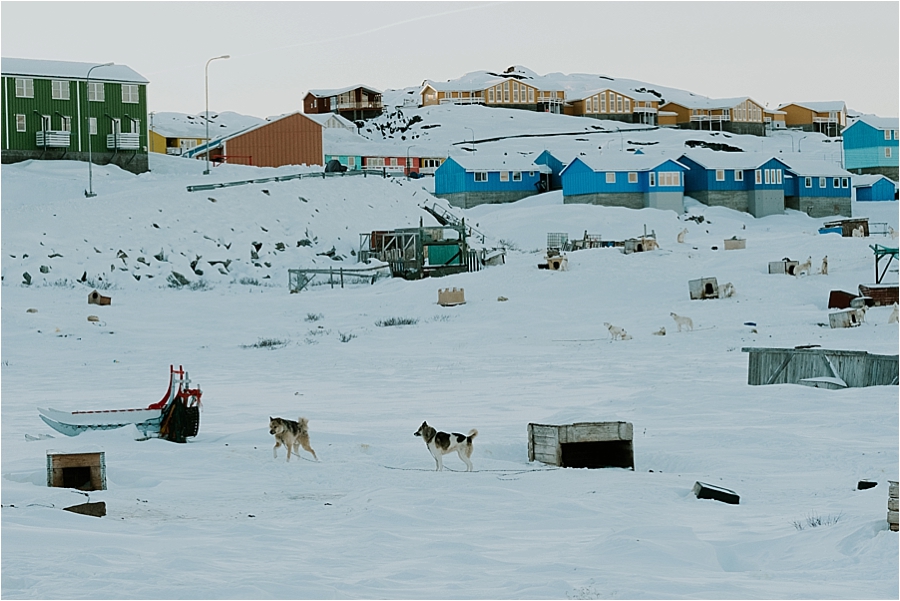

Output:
xmin=269 ymin=416 xmax=318 ymax=462
xmin=414 ymin=421 xmax=478 ymax=471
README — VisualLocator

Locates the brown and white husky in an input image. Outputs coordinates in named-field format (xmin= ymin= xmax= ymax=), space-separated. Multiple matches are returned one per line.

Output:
xmin=414 ymin=421 xmax=477 ymax=471
xmin=269 ymin=416 xmax=318 ymax=462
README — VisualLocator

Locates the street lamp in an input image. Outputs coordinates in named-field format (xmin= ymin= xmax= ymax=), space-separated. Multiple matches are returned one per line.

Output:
xmin=464 ymin=127 xmax=475 ymax=152
xmin=84 ymin=62 xmax=113 ymax=198
xmin=406 ymin=144 xmax=416 ymax=179
xmin=798 ymin=135 xmax=809 ymax=153
xmin=204 ymin=54 xmax=230 ymax=175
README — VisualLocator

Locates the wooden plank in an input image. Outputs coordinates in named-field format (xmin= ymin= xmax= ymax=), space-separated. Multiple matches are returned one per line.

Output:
xmin=888 ymin=510 xmax=899 ymax=525
xmin=890 ymin=481 xmax=898 ymax=498
xmin=49 ymin=453 xmax=103 ymax=469
xmin=888 ymin=498 xmax=899 ymax=512
xmin=527 ymin=424 xmax=534 ymax=461
xmin=530 ymin=433 xmax=559 ymax=446
xmin=564 ymin=422 xmax=632 ymax=443
xmin=532 ymin=451 xmax=559 ymax=465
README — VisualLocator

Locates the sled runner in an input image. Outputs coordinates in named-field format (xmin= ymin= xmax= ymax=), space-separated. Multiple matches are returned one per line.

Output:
xmin=38 ymin=365 xmax=202 ymax=442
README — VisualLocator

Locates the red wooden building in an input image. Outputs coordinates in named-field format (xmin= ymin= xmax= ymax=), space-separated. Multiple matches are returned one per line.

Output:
xmin=209 ymin=112 xmax=323 ymax=168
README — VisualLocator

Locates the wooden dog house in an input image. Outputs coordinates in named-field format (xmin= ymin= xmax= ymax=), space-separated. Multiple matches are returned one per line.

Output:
xmin=87 ymin=290 xmax=111 ymax=306
xmin=47 ymin=451 xmax=106 ymax=491
xmin=689 ymin=277 xmax=719 ymax=300
xmin=438 ymin=287 xmax=466 ymax=306
xmin=528 ymin=421 xmax=634 ymax=469
xmin=769 ymin=259 xmax=800 ymax=275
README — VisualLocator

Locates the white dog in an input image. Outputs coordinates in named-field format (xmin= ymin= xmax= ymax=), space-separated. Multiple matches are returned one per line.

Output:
xmin=676 ymin=228 xmax=688 ymax=244
xmin=888 ymin=303 xmax=898 ymax=324
xmin=852 ymin=225 xmax=865 ymax=238
xmin=795 ymin=256 xmax=812 ymax=277
xmin=721 ymin=282 xmax=736 ymax=298
xmin=604 ymin=322 xmax=632 ymax=341
xmin=652 ymin=327 xmax=666 ymax=336
xmin=414 ymin=421 xmax=477 ymax=471
xmin=820 ymin=255 xmax=828 ymax=276
xmin=670 ymin=312 xmax=693 ymax=332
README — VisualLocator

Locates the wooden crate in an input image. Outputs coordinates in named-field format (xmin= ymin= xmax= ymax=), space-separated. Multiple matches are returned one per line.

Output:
xmin=438 ymin=287 xmax=465 ymax=306
xmin=723 ymin=237 xmax=746 ymax=250
xmin=528 ymin=421 xmax=633 ymax=469
xmin=47 ymin=451 xmax=106 ymax=491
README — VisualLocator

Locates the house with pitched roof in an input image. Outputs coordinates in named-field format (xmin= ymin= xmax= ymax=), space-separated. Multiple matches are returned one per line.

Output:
xmin=1 ymin=57 xmax=149 ymax=173
xmin=420 ymin=68 xmax=566 ymax=113
xmin=660 ymin=97 xmax=767 ymax=137
xmin=303 ymin=85 xmax=383 ymax=121
xmin=560 ymin=155 xmax=687 ymax=212
xmin=434 ymin=155 xmax=552 ymax=208
xmin=777 ymin=101 xmax=847 ymax=137
xmin=780 ymin=158 xmax=852 ymax=217
xmin=842 ymin=116 xmax=899 ymax=179
xmin=565 ymin=88 xmax=660 ymax=125
xmin=853 ymin=174 xmax=897 ymax=202
xmin=678 ymin=150 xmax=790 ymax=217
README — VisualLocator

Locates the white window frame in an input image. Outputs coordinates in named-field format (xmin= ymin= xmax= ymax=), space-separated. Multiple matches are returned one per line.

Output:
xmin=60 ymin=115 xmax=72 ymax=132
xmin=755 ymin=170 xmax=762 ymax=185
xmin=513 ymin=82 xmax=519 ymax=104
xmin=600 ymin=93 xmax=606 ymax=113
xmin=528 ymin=88 xmax=534 ymax=103
xmin=624 ymin=98 xmax=631 ymax=113
xmin=488 ymin=88 xmax=494 ymax=103
xmin=716 ymin=169 xmax=725 ymax=181
xmin=886 ymin=147 xmax=892 ymax=159
xmin=885 ymin=129 xmax=892 ymax=141
xmin=804 ymin=177 xmax=812 ymax=188
xmin=605 ymin=172 xmax=616 ymax=184
xmin=89 ymin=117 xmax=97 ymax=135
xmin=617 ymin=95 xmax=623 ymax=112
xmin=776 ymin=169 xmax=782 ymax=184
xmin=734 ymin=170 xmax=743 ymax=181
xmin=51 ymin=80 xmax=70 ymax=100
xmin=131 ymin=118 xmax=140 ymax=134
xmin=88 ymin=81 xmax=105 ymax=102
xmin=649 ymin=172 xmax=656 ymax=187
xmin=819 ymin=177 xmax=826 ymax=189
xmin=833 ymin=177 xmax=840 ymax=189
xmin=764 ymin=169 xmax=771 ymax=184
xmin=474 ymin=171 xmax=487 ymax=183
xmin=15 ymin=114 xmax=26 ymax=132
xmin=841 ymin=177 xmax=848 ymax=188
xmin=122 ymin=84 xmax=139 ymax=104
xmin=512 ymin=171 xmax=522 ymax=182
xmin=503 ymin=82 xmax=509 ymax=102
xmin=628 ymin=172 xmax=638 ymax=184
xmin=500 ymin=171 xmax=509 ymax=182
xmin=15 ymin=78 xmax=33 ymax=98
xmin=40 ymin=114 xmax=51 ymax=131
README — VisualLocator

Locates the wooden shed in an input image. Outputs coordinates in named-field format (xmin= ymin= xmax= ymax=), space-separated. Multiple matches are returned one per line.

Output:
xmin=769 ymin=259 xmax=800 ymax=275
xmin=742 ymin=346 xmax=898 ymax=389
xmin=821 ymin=218 xmax=869 ymax=237
xmin=528 ymin=421 xmax=634 ymax=469
xmin=689 ymin=277 xmax=719 ymax=300
xmin=47 ymin=451 xmax=106 ymax=491
xmin=212 ymin=112 xmax=323 ymax=168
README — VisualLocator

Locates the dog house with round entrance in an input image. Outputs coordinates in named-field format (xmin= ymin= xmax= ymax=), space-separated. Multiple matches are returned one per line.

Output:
xmin=689 ymin=277 xmax=719 ymax=300
xmin=47 ymin=451 xmax=106 ymax=491
xmin=528 ymin=421 xmax=634 ymax=469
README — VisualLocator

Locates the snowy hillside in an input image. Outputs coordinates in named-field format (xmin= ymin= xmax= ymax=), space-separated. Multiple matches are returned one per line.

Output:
xmin=2 ymin=146 xmax=898 ymax=599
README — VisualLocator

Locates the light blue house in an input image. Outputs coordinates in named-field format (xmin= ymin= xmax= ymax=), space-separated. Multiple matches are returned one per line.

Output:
xmin=560 ymin=154 xmax=686 ymax=212
xmin=842 ymin=116 xmax=898 ymax=179
xmin=854 ymin=174 xmax=897 ymax=201
xmin=433 ymin=155 xmax=551 ymax=208
xmin=678 ymin=150 xmax=790 ymax=217
xmin=780 ymin=158 xmax=852 ymax=218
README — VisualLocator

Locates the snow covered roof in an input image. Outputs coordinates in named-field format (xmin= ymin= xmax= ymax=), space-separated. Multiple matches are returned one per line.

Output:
xmin=149 ymin=111 xmax=264 ymax=139
xmin=780 ymin=158 xmax=852 ymax=177
xmin=183 ymin=112 xmax=322 ymax=158
xmin=563 ymin=154 xmax=687 ymax=174
xmin=1 ymin=57 xmax=148 ymax=84
xmin=680 ymin=150 xmax=789 ymax=170
xmin=448 ymin=155 xmax=551 ymax=173
xmin=422 ymin=68 xmax=565 ymax=94
xmin=846 ymin=115 xmax=899 ymax=130
xmin=852 ymin=174 xmax=897 ymax=188
xmin=663 ymin=96 xmax=757 ymax=110
xmin=305 ymin=112 xmax=357 ymax=129
xmin=306 ymin=85 xmax=382 ymax=98
xmin=566 ymin=87 xmax=660 ymax=103
xmin=776 ymin=101 xmax=846 ymax=113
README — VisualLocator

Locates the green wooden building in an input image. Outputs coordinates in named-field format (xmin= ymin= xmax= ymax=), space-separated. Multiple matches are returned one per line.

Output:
xmin=2 ymin=57 xmax=149 ymax=174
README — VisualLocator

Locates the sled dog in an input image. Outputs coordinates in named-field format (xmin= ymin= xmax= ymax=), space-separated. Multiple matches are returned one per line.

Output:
xmin=670 ymin=312 xmax=694 ymax=332
xmin=269 ymin=416 xmax=318 ymax=462
xmin=604 ymin=322 xmax=632 ymax=341
xmin=414 ymin=421 xmax=477 ymax=471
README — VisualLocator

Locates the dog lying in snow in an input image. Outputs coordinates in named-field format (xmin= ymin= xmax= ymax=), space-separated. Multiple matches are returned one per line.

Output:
xmin=414 ymin=421 xmax=477 ymax=471
xmin=269 ymin=416 xmax=318 ymax=462
xmin=652 ymin=327 xmax=666 ymax=336
xmin=604 ymin=322 xmax=632 ymax=341
xmin=670 ymin=312 xmax=693 ymax=332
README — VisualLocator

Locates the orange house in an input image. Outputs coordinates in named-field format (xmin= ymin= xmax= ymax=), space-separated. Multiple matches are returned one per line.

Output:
xmin=660 ymin=97 xmax=767 ymax=137
xmin=776 ymin=102 xmax=846 ymax=137
xmin=209 ymin=112 xmax=323 ymax=168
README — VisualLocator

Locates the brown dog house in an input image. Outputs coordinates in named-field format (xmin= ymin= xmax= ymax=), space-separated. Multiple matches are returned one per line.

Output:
xmin=47 ymin=451 xmax=106 ymax=491
xmin=528 ymin=421 xmax=634 ymax=469
xmin=87 ymin=290 xmax=111 ymax=306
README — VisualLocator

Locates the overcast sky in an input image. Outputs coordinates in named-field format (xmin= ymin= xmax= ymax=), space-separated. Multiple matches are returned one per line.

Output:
xmin=2 ymin=1 xmax=898 ymax=119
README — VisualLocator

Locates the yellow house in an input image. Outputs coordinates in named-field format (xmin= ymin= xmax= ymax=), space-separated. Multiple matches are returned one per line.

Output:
xmin=148 ymin=129 xmax=204 ymax=156
xmin=659 ymin=97 xmax=767 ymax=137
xmin=567 ymin=88 xmax=660 ymax=125
xmin=420 ymin=70 xmax=565 ymax=113
xmin=148 ymin=112 xmax=264 ymax=156
xmin=776 ymin=101 xmax=846 ymax=137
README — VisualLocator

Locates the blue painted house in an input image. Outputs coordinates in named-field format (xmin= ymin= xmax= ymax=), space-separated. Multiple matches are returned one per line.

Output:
xmin=842 ymin=116 xmax=898 ymax=179
xmin=433 ymin=155 xmax=551 ymax=208
xmin=533 ymin=150 xmax=566 ymax=190
xmin=853 ymin=174 xmax=897 ymax=202
xmin=678 ymin=150 xmax=790 ymax=217
xmin=779 ymin=158 xmax=852 ymax=218
xmin=560 ymin=155 xmax=686 ymax=212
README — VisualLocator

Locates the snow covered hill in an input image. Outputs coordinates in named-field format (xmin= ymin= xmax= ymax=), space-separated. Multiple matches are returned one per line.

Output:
xmin=1 ymin=131 xmax=898 ymax=598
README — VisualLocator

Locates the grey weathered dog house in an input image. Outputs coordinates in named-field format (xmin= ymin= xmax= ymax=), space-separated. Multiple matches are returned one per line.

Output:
xmin=528 ymin=422 xmax=634 ymax=469
xmin=689 ymin=277 xmax=719 ymax=300
xmin=742 ymin=346 xmax=899 ymax=389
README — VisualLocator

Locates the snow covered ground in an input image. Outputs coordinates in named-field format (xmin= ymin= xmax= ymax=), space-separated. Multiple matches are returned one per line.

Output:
xmin=2 ymin=140 xmax=898 ymax=598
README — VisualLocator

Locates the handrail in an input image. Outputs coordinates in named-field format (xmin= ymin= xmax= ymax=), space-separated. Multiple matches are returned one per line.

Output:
xmin=186 ymin=168 xmax=390 ymax=192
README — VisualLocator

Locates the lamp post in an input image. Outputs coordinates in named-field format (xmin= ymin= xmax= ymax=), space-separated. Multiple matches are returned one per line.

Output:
xmin=204 ymin=54 xmax=230 ymax=175
xmin=406 ymin=144 xmax=416 ymax=179
xmin=84 ymin=62 xmax=113 ymax=198
xmin=464 ymin=127 xmax=475 ymax=152
xmin=798 ymin=135 xmax=809 ymax=153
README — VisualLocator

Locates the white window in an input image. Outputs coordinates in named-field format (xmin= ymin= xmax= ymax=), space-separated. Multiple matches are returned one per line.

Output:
xmin=528 ymin=88 xmax=534 ymax=103
xmin=60 ymin=116 xmax=72 ymax=132
xmin=89 ymin=117 xmax=97 ymax=135
xmin=894 ymin=130 xmax=898 ymax=140
xmin=649 ymin=172 xmax=656 ymax=186
xmin=628 ymin=172 xmax=638 ymax=184
xmin=755 ymin=170 xmax=762 ymax=184
xmin=606 ymin=172 xmax=616 ymax=184
xmin=886 ymin=147 xmax=892 ymax=158
xmin=131 ymin=118 xmax=140 ymax=134
xmin=475 ymin=171 xmax=487 ymax=182
xmin=51 ymin=80 xmax=70 ymax=100
xmin=512 ymin=171 xmax=522 ymax=182
xmin=500 ymin=171 xmax=509 ymax=182
xmin=513 ymin=83 xmax=519 ymax=103
xmin=15 ymin=78 xmax=33 ymax=98
xmin=617 ymin=95 xmax=623 ymax=112
xmin=503 ymin=82 xmax=509 ymax=102
xmin=659 ymin=172 xmax=680 ymax=187
xmin=348 ymin=156 xmax=355 ymax=166
xmin=734 ymin=170 xmax=744 ymax=181
xmin=15 ymin=114 xmax=26 ymax=132
xmin=488 ymin=88 xmax=494 ymax=103
xmin=40 ymin=114 xmax=51 ymax=131
xmin=88 ymin=82 xmax=104 ymax=102
xmin=723 ymin=109 xmax=730 ymax=119
xmin=841 ymin=177 xmax=849 ymax=188
xmin=122 ymin=84 xmax=139 ymax=104
xmin=805 ymin=177 xmax=812 ymax=188
xmin=716 ymin=169 xmax=725 ymax=181
xmin=600 ymin=93 xmax=606 ymax=113
xmin=624 ymin=98 xmax=631 ymax=112
xmin=833 ymin=177 xmax=840 ymax=188
xmin=776 ymin=170 xmax=782 ymax=184
xmin=764 ymin=169 xmax=771 ymax=184
xmin=885 ymin=129 xmax=892 ymax=141
xmin=819 ymin=177 xmax=826 ymax=188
